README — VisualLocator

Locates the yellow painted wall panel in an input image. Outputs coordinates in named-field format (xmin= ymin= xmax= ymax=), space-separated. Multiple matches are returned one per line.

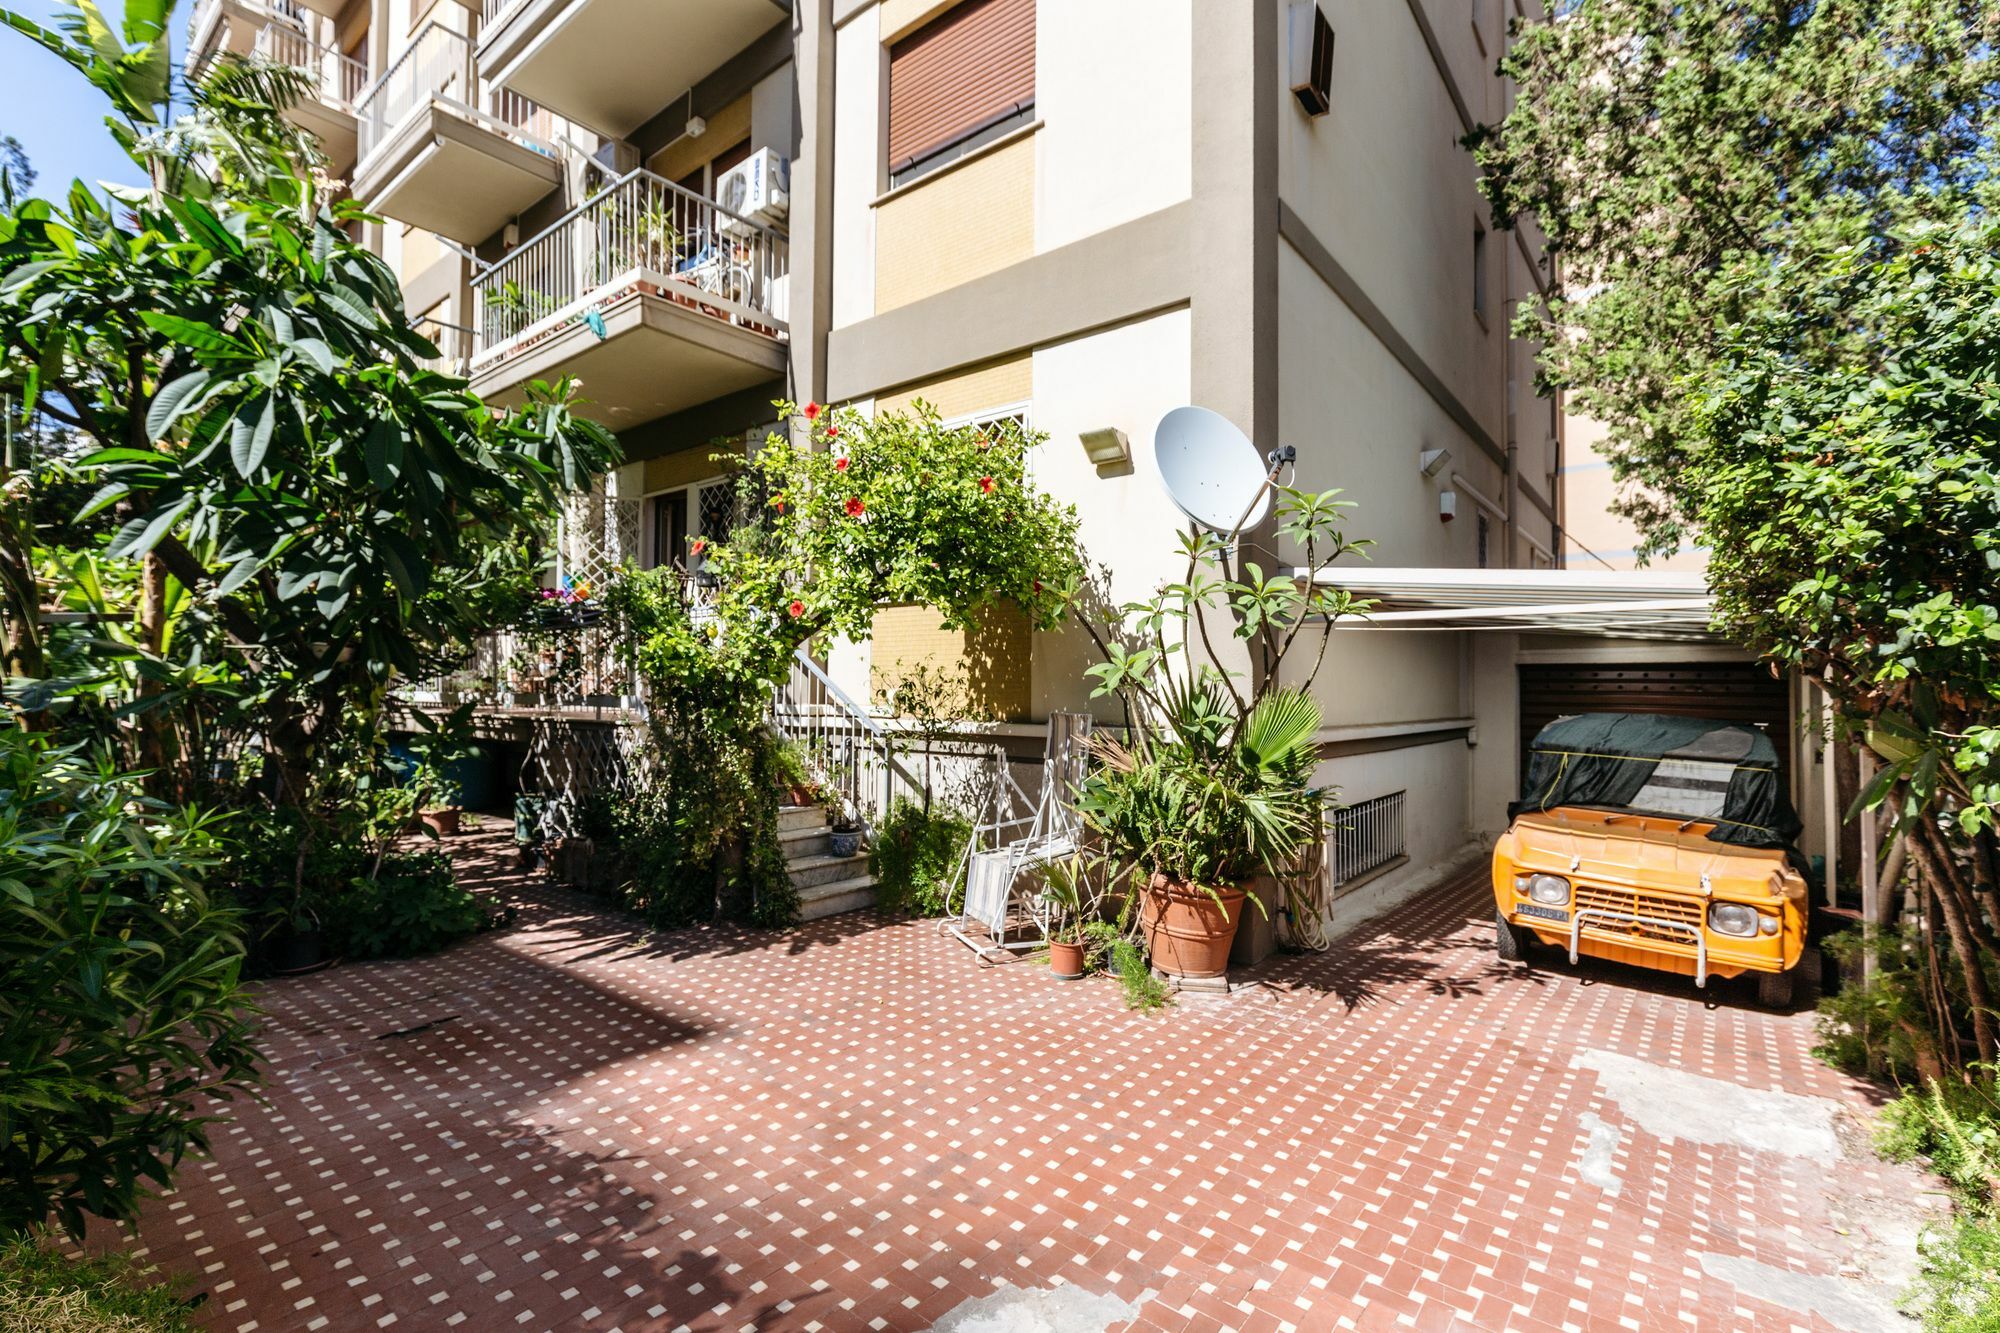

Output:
xmin=643 ymin=445 xmax=737 ymax=494
xmin=874 ymin=135 xmax=1034 ymax=312
xmin=877 ymin=355 xmax=1031 ymax=418
xmin=647 ymin=95 xmax=754 ymax=185
xmin=872 ymin=604 xmax=1033 ymax=721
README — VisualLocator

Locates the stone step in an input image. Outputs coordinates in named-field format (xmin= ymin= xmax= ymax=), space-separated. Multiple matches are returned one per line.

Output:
xmin=786 ymin=850 xmax=872 ymax=890
xmin=779 ymin=824 xmax=833 ymax=859
xmin=778 ymin=805 xmax=826 ymax=834
xmin=798 ymin=874 xmax=877 ymax=921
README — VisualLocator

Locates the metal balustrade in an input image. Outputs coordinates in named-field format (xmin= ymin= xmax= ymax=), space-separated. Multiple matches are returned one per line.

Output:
xmin=252 ymin=21 xmax=367 ymax=108
xmin=471 ymin=168 xmax=789 ymax=361
xmin=415 ymin=319 xmax=476 ymax=375
xmin=353 ymin=19 xmax=554 ymax=162
xmin=1328 ymin=789 xmax=1407 ymax=887
xmin=772 ymin=651 xmax=926 ymax=833
xmin=481 ymin=0 xmax=527 ymax=23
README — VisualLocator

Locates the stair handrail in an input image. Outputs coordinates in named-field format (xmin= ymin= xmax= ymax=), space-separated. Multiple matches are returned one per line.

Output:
xmin=772 ymin=649 xmax=926 ymax=831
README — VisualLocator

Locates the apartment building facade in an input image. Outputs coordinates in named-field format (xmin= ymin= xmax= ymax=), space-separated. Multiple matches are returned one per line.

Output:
xmin=187 ymin=0 xmax=1839 ymax=922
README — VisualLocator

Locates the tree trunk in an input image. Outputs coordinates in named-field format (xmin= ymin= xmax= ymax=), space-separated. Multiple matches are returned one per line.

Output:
xmin=1913 ymin=821 xmax=1998 ymax=1069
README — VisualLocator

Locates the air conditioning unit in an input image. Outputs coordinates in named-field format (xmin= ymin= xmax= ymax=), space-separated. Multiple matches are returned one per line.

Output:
xmin=716 ymin=148 xmax=790 ymax=233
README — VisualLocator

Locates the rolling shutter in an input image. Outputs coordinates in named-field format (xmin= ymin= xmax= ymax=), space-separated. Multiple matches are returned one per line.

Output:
xmin=1517 ymin=662 xmax=1792 ymax=786
xmin=887 ymin=0 xmax=1036 ymax=175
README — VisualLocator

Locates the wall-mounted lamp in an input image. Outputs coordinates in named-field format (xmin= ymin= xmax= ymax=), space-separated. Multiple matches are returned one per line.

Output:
xmin=1438 ymin=489 xmax=1458 ymax=523
xmin=1419 ymin=446 xmax=1452 ymax=478
xmin=1079 ymin=426 xmax=1131 ymax=470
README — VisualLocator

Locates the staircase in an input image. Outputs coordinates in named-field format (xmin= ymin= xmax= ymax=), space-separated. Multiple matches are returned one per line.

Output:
xmin=769 ymin=651 xmax=928 ymax=921
xmin=778 ymin=803 xmax=878 ymax=920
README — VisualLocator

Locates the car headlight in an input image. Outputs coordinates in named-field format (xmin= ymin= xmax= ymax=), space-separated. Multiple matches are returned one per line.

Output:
xmin=1516 ymin=873 xmax=1570 ymax=906
xmin=1708 ymin=902 xmax=1759 ymax=937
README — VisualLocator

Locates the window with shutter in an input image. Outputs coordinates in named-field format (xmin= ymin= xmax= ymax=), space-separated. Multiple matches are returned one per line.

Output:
xmin=887 ymin=0 xmax=1036 ymax=188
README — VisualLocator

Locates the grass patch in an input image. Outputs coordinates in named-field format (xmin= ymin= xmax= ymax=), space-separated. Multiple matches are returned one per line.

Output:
xmin=0 ymin=1237 xmax=195 ymax=1332
xmin=1874 ymin=1077 xmax=2000 ymax=1330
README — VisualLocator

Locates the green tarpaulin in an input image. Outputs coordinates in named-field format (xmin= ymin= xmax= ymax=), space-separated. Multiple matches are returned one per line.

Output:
xmin=1510 ymin=712 xmax=1802 ymax=850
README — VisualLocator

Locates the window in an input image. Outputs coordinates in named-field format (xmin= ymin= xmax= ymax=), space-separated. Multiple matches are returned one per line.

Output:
xmin=1472 ymin=222 xmax=1489 ymax=325
xmin=887 ymin=0 xmax=1036 ymax=188
xmin=650 ymin=480 xmax=739 ymax=572
xmin=1287 ymin=2 xmax=1335 ymax=117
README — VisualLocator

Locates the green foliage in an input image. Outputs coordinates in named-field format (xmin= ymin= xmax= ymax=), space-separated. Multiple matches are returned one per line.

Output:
xmin=1107 ymin=936 xmax=1169 ymax=1012
xmin=868 ymin=800 xmax=970 ymax=917
xmin=1077 ymin=685 xmax=1325 ymax=890
xmin=314 ymin=850 xmax=484 ymax=960
xmin=1875 ymin=1079 xmax=2000 ymax=1330
xmin=0 ymin=733 xmax=258 ymax=1239
xmin=0 ymin=1235 xmax=195 ymax=1332
xmin=1470 ymin=0 xmax=2000 ymax=559
xmin=1813 ymin=927 xmax=1949 ymax=1084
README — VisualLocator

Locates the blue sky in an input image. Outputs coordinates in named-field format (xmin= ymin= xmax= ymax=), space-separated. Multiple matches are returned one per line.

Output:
xmin=4 ymin=0 xmax=176 ymax=194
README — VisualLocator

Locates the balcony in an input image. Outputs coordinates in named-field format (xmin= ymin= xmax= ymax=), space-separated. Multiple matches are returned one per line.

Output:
xmin=475 ymin=0 xmax=786 ymax=138
xmin=469 ymin=169 xmax=788 ymax=429
xmin=250 ymin=22 xmax=367 ymax=172
xmin=351 ymin=20 xmax=561 ymax=245
xmin=186 ymin=0 xmax=298 ymax=74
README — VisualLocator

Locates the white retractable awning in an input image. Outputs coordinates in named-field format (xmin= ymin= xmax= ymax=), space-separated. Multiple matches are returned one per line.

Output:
xmin=1287 ymin=567 xmax=1717 ymax=641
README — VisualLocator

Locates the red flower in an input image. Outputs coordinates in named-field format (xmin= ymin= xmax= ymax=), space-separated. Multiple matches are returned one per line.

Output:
xmin=691 ymin=538 xmax=706 ymax=556
xmin=788 ymin=599 xmax=805 ymax=618
xmin=771 ymin=492 xmax=786 ymax=514
xmin=834 ymin=456 xmax=849 ymax=472
xmin=803 ymin=401 xmax=821 ymax=421
xmin=979 ymin=475 xmax=995 ymax=494
xmin=1033 ymin=580 xmax=1043 ymax=593
xmin=826 ymin=425 xmax=841 ymax=439
xmin=845 ymin=496 xmax=865 ymax=518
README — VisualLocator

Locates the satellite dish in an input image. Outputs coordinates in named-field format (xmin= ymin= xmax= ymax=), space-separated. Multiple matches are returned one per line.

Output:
xmin=1153 ymin=406 xmax=1273 ymax=531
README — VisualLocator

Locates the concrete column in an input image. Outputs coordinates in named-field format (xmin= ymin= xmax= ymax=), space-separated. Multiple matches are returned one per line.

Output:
xmin=787 ymin=0 xmax=837 ymax=407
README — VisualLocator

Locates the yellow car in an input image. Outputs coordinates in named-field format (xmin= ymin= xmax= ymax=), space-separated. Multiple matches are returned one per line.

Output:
xmin=1492 ymin=713 xmax=1809 ymax=1007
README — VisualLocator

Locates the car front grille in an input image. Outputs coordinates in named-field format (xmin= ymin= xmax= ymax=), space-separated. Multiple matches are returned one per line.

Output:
xmin=1573 ymin=884 xmax=1703 ymax=945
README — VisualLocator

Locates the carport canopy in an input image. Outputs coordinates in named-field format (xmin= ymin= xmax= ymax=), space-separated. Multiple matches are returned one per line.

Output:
xmin=1287 ymin=567 xmax=1717 ymax=641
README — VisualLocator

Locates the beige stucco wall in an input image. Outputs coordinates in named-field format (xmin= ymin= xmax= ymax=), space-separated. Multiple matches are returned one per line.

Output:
xmin=1561 ymin=414 xmax=1707 ymax=571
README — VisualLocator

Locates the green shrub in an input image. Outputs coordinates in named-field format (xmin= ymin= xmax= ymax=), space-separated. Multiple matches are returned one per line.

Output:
xmin=0 ymin=1237 xmax=195 ymax=1332
xmin=315 ymin=851 xmax=487 ymax=960
xmin=867 ymin=800 xmax=970 ymax=917
xmin=1876 ymin=1078 xmax=2000 ymax=1330
xmin=0 ymin=737 xmax=259 ymax=1238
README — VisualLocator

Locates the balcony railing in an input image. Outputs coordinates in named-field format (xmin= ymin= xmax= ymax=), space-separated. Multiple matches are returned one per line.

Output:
xmin=415 ymin=319 xmax=476 ymax=375
xmin=252 ymin=21 xmax=366 ymax=107
xmin=354 ymin=19 xmax=554 ymax=162
xmin=471 ymin=168 xmax=789 ymax=361
xmin=481 ymin=0 xmax=525 ymax=22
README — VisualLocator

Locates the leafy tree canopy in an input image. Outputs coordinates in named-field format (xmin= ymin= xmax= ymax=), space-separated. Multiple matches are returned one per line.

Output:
xmin=1471 ymin=0 xmax=2000 ymax=559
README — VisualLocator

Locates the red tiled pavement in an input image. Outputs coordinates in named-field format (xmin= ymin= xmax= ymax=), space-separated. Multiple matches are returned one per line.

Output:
xmin=117 ymin=831 xmax=1932 ymax=1332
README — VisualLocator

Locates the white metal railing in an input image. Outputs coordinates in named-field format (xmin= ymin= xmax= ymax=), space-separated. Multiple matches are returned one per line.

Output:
xmin=353 ymin=19 xmax=555 ymax=162
xmin=415 ymin=319 xmax=476 ymax=374
xmin=772 ymin=651 xmax=925 ymax=832
xmin=481 ymin=0 xmax=528 ymax=24
xmin=1328 ymin=790 xmax=1407 ymax=886
xmin=471 ymin=168 xmax=789 ymax=360
xmin=253 ymin=22 xmax=367 ymax=108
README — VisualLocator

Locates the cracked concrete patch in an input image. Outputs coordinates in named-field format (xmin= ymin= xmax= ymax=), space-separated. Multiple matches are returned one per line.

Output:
xmin=1576 ymin=1110 xmax=1623 ymax=1194
xmin=1574 ymin=1048 xmax=1842 ymax=1161
xmin=1697 ymin=1252 xmax=1902 ymax=1332
xmin=926 ymin=1283 xmax=1155 ymax=1333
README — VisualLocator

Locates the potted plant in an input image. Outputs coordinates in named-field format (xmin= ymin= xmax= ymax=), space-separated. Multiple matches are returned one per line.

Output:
xmin=1070 ymin=482 xmax=1370 ymax=980
xmin=1030 ymin=853 xmax=1102 ymax=979
xmin=826 ymin=798 xmax=864 ymax=857
xmin=774 ymin=739 xmax=819 ymax=807
xmin=1076 ymin=688 xmax=1324 ymax=979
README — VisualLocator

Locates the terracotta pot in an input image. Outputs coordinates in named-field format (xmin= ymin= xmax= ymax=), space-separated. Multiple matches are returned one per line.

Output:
xmin=1140 ymin=874 xmax=1246 ymax=979
xmin=1048 ymin=939 xmax=1086 ymax=979
xmin=420 ymin=807 xmax=461 ymax=838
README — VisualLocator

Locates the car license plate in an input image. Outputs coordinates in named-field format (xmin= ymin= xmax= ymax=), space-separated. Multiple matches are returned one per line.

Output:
xmin=1517 ymin=904 xmax=1571 ymax=923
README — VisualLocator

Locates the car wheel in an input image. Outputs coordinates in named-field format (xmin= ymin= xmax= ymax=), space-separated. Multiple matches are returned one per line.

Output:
xmin=1495 ymin=908 xmax=1529 ymax=963
xmin=1757 ymin=967 xmax=1795 ymax=1009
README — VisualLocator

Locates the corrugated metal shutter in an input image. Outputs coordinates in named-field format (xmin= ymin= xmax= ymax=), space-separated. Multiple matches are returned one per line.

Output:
xmin=1518 ymin=662 xmax=1791 ymax=786
xmin=888 ymin=0 xmax=1035 ymax=174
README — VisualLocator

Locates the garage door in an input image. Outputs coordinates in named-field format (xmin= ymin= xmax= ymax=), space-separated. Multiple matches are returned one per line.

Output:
xmin=1518 ymin=662 xmax=1792 ymax=784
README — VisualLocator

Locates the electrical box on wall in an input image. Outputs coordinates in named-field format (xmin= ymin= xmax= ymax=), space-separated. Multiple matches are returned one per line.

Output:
xmin=1288 ymin=2 xmax=1335 ymax=117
